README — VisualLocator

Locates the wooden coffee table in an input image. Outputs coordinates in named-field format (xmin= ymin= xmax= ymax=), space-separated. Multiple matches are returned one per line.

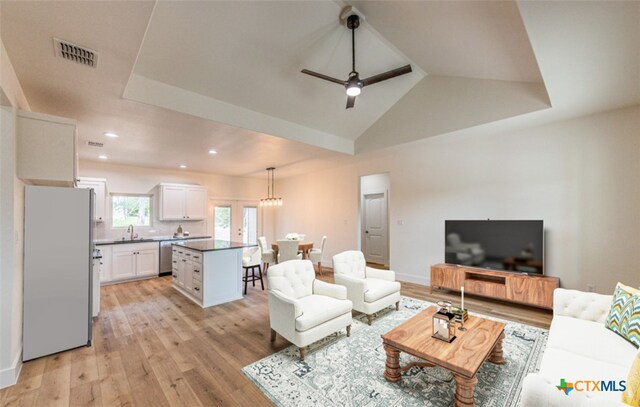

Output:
xmin=381 ymin=306 xmax=506 ymax=407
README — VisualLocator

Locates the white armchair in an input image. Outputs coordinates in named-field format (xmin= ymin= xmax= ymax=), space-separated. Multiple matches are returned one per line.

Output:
xmin=267 ymin=259 xmax=353 ymax=360
xmin=258 ymin=236 xmax=275 ymax=272
xmin=332 ymin=250 xmax=401 ymax=325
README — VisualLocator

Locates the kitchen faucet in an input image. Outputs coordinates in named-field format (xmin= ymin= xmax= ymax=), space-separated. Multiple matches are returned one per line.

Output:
xmin=127 ymin=224 xmax=135 ymax=240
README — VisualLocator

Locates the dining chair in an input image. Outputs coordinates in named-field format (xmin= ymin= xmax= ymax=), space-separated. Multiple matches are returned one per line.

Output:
xmin=277 ymin=239 xmax=302 ymax=263
xmin=258 ymin=236 xmax=275 ymax=273
xmin=242 ymin=246 xmax=264 ymax=294
xmin=308 ymin=235 xmax=327 ymax=276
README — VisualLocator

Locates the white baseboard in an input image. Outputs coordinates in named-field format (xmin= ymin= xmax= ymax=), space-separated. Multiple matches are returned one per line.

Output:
xmin=0 ymin=347 xmax=22 ymax=389
xmin=395 ymin=272 xmax=429 ymax=286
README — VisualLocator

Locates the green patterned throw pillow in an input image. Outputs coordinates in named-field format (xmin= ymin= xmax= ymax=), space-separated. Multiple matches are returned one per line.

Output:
xmin=605 ymin=283 xmax=640 ymax=348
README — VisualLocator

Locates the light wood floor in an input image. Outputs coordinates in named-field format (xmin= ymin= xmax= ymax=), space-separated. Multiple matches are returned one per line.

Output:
xmin=1 ymin=271 xmax=552 ymax=407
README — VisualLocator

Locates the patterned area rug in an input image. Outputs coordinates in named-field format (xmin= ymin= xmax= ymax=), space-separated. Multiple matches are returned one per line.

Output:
xmin=242 ymin=296 xmax=548 ymax=407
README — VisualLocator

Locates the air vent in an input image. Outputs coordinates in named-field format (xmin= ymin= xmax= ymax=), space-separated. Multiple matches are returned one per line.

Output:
xmin=53 ymin=38 xmax=98 ymax=68
xmin=87 ymin=141 xmax=104 ymax=148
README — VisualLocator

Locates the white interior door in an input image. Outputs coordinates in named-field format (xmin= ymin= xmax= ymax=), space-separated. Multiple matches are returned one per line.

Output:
xmin=211 ymin=199 xmax=259 ymax=244
xmin=363 ymin=192 xmax=388 ymax=265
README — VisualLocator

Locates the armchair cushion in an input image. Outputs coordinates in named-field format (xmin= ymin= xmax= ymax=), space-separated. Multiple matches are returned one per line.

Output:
xmin=295 ymin=295 xmax=353 ymax=332
xmin=365 ymin=267 xmax=395 ymax=281
xmin=364 ymin=278 xmax=402 ymax=303
xmin=313 ymin=280 xmax=347 ymax=300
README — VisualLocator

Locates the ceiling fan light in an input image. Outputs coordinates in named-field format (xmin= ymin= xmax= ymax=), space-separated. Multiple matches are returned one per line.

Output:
xmin=346 ymin=86 xmax=361 ymax=96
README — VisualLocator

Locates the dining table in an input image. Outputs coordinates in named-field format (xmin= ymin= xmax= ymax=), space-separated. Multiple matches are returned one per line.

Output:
xmin=272 ymin=241 xmax=314 ymax=262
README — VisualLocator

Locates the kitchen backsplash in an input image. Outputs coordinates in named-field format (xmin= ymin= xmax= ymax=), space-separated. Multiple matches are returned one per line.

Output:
xmin=94 ymin=219 xmax=208 ymax=241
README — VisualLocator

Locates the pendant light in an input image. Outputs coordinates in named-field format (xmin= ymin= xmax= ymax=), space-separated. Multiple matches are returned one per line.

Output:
xmin=260 ymin=167 xmax=283 ymax=207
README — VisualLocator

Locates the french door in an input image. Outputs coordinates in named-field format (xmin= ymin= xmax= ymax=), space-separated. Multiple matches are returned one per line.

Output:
xmin=211 ymin=200 xmax=260 ymax=245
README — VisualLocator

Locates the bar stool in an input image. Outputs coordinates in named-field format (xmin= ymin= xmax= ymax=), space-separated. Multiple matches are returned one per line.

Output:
xmin=242 ymin=247 xmax=264 ymax=294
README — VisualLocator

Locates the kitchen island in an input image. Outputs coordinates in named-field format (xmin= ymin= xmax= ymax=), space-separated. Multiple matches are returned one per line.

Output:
xmin=171 ymin=240 xmax=256 ymax=307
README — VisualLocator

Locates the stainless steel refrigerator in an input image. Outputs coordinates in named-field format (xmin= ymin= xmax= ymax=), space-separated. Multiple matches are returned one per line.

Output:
xmin=23 ymin=185 xmax=94 ymax=361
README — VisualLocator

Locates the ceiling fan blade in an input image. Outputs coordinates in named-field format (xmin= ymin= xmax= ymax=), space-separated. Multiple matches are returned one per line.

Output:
xmin=346 ymin=95 xmax=356 ymax=109
xmin=361 ymin=64 xmax=412 ymax=87
xmin=301 ymin=69 xmax=346 ymax=86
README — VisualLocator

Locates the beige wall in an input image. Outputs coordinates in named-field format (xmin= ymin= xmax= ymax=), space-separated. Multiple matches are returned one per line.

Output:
xmin=275 ymin=105 xmax=640 ymax=293
xmin=0 ymin=36 xmax=30 ymax=388
xmin=79 ymin=160 xmax=276 ymax=242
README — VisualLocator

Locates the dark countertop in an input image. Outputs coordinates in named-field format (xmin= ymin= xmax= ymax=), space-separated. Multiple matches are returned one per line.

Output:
xmin=177 ymin=240 xmax=257 ymax=252
xmin=95 ymin=235 xmax=212 ymax=246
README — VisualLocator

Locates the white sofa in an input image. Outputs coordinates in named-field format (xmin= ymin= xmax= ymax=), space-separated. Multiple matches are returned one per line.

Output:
xmin=267 ymin=259 xmax=353 ymax=360
xmin=521 ymin=288 xmax=637 ymax=406
xmin=332 ymin=250 xmax=401 ymax=325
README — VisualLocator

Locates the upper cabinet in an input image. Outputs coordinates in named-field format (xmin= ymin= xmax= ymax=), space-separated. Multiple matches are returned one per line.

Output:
xmin=76 ymin=177 xmax=107 ymax=222
xmin=158 ymin=183 xmax=208 ymax=221
xmin=17 ymin=110 xmax=78 ymax=187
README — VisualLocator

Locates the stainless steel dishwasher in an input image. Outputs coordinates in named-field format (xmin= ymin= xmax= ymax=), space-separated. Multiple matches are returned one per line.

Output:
xmin=160 ymin=240 xmax=185 ymax=275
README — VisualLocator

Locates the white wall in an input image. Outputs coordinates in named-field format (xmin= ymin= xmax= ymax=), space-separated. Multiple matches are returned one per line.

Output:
xmin=275 ymin=105 xmax=640 ymax=293
xmin=79 ymin=160 xmax=276 ymax=242
xmin=0 ymin=36 xmax=30 ymax=388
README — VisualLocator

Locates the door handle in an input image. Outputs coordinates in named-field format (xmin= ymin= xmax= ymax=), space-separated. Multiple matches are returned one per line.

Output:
xmin=365 ymin=230 xmax=369 ymax=234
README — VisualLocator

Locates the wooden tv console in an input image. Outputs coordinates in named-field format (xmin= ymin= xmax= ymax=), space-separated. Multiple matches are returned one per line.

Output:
xmin=430 ymin=263 xmax=560 ymax=309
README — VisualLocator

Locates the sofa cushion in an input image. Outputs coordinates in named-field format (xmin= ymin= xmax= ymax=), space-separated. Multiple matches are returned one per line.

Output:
xmin=538 ymin=348 xmax=632 ymax=402
xmin=295 ymin=295 xmax=352 ymax=332
xmin=623 ymin=349 xmax=640 ymax=406
xmin=547 ymin=315 xmax=637 ymax=368
xmin=605 ymin=283 xmax=640 ymax=347
xmin=364 ymin=278 xmax=401 ymax=303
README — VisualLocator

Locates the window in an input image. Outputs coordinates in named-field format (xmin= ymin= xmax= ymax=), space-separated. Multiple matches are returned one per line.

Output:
xmin=111 ymin=194 xmax=151 ymax=228
xmin=214 ymin=205 xmax=231 ymax=241
xmin=243 ymin=206 xmax=258 ymax=245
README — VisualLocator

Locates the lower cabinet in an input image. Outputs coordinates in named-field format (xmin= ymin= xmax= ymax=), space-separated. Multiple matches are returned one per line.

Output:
xmin=100 ymin=242 xmax=159 ymax=284
xmin=172 ymin=247 xmax=205 ymax=302
xmin=99 ymin=245 xmax=112 ymax=283
xmin=172 ymin=246 xmax=241 ymax=307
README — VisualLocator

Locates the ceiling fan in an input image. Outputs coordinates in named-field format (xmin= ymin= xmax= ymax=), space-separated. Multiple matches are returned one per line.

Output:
xmin=301 ymin=11 xmax=412 ymax=109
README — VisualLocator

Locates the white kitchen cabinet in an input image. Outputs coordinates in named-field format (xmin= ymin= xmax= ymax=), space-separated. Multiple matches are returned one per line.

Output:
xmin=77 ymin=177 xmax=107 ymax=222
xmin=172 ymin=243 xmax=243 ymax=308
xmin=92 ymin=257 xmax=101 ymax=318
xmin=100 ymin=242 xmax=159 ymax=283
xmin=158 ymin=183 xmax=208 ymax=221
xmin=136 ymin=248 xmax=158 ymax=277
xmin=17 ymin=110 xmax=78 ymax=187
xmin=111 ymin=251 xmax=136 ymax=281
xmin=161 ymin=185 xmax=185 ymax=220
xmin=185 ymin=187 xmax=207 ymax=219
xmin=99 ymin=245 xmax=112 ymax=283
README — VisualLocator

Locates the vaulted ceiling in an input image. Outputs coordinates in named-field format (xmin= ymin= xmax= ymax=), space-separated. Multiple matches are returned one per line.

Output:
xmin=1 ymin=1 xmax=638 ymax=177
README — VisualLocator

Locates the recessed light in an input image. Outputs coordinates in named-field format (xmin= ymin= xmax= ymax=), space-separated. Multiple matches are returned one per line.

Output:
xmin=103 ymin=132 xmax=119 ymax=138
xmin=98 ymin=155 xmax=108 ymax=160
xmin=208 ymin=149 xmax=218 ymax=155
xmin=179 ymin=164 xmax=187 ymax=169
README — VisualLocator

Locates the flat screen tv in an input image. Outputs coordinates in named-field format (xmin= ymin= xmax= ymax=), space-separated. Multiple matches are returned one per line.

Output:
xmin=445 ymin=220 xmax=544 ymax=275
